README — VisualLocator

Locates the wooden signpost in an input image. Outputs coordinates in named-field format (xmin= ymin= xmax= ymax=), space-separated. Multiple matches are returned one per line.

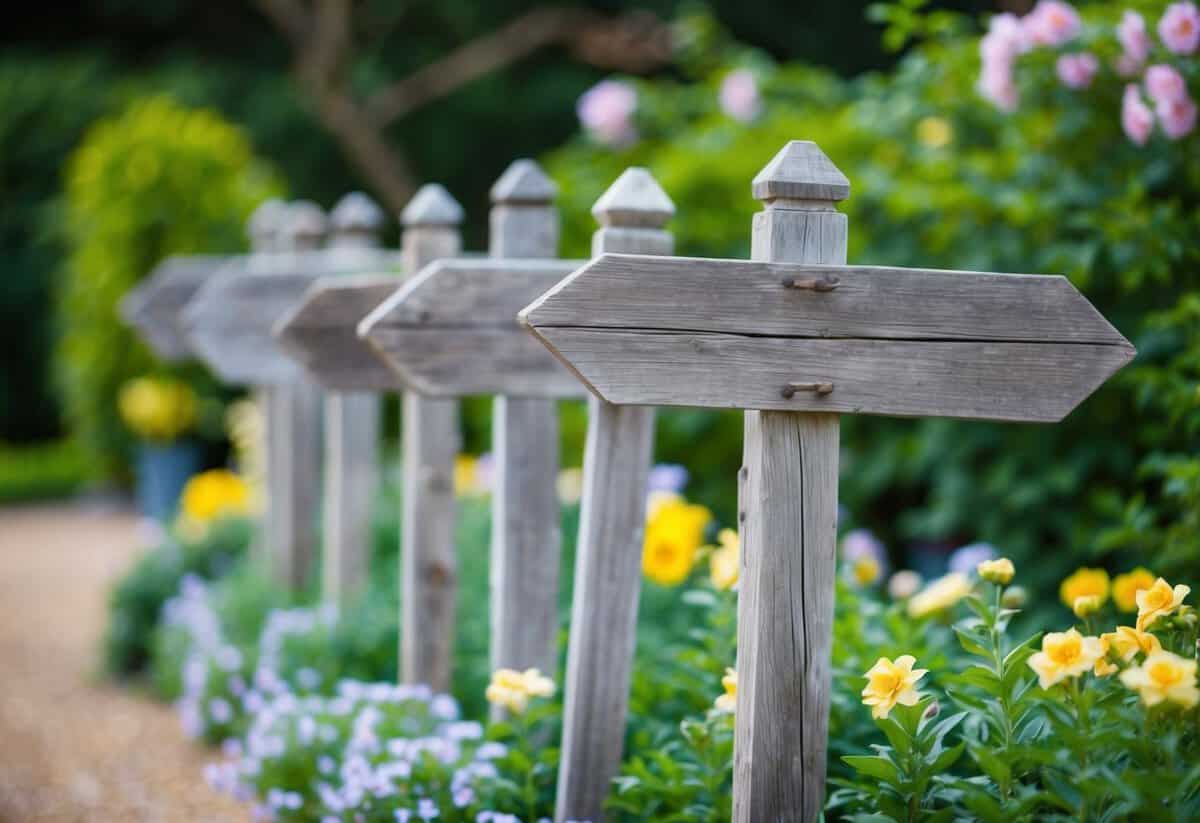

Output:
xmin=360 ymin=159 xmax=585 ymax=704
xmin=522 ymin=141 xmax=1134 ymax=822
xmin=120 ymin=255 xmax=231 ymax=362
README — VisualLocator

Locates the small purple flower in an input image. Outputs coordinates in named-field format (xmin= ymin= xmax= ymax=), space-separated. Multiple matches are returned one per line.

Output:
xmin=949 ymin=542 xmax=998 ymax=576
xmin=646 ymin=463 xmax=688 ymax=494
xmin=719 ymin=69 xmax=762 ymax=121
xmin=317 ymin=755 xmax=337 ymax=775
xmin=430 ymin=694 xmax=459 ymax=720
xmin=208 ymin=697 xmax=233 ymax=725
xmin=296 ymin=667 xmax=322 ymax=691
xmin=577 ymin=79 xmax=638 ymax=146
xmin=417 ymin=797 xmax=440 ymax=820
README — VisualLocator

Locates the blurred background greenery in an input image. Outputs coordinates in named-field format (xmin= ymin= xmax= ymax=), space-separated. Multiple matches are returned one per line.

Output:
xmin=2 ymin=0 xmax=1196 ymax=598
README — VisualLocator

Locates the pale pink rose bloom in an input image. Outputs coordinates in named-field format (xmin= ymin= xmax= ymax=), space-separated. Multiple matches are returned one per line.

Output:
xmin=1157 ymin=93 xmax=1198 ymax=137
xmin=1023 ymin=1 xmax=1082 ymax=46
xmin=719 ymin=69 xmax=762 ymax=122
xmin=1056 ymin=52 xmax=1100 ymax=88
xmin=1117 ymin=10 xmax=1152 ymax=66
xmin=981 ymin=13 xmax=1031 ymax=63
xmin=1115 ymin=53 xmax=1143 ymax=77
xmin=1122 ymin=83 xmax=1156 ymax=144
xmin=577 ymin=80 xmax=638 ymax=146
xmin=1144 ymin=63 xmax=1189 ymax=104
xmin=979 ymin=58 xmax=1020 ymax=111
xmin=1158 ymin=2 xmax=1200 ymax=55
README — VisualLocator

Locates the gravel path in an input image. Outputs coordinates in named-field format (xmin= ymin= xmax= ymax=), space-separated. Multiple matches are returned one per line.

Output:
xmin=0 ymin=503 xmax=246 ymax=822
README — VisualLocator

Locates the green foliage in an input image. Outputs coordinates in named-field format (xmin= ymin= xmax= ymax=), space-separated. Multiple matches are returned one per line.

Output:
xmin=0 ymin=438 xmax=88 ymax=502
xmin=545 ymin=3 xmax=1200 ymax=588
xmin=57 ymin=95 xmax=282 ymax=482
xmin=102 ymin=515 xmax=252 ymax=679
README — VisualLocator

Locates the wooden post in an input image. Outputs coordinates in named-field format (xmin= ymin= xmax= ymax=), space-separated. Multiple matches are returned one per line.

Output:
xmin=267 ymin=200 xmax=327 ymax=591
xmin=554 ymin=168 xmax=675 ymax=823
xmin=733 ymin=142 xmax=848 ymax=822
xmin=321 ymin=192 xmax=386 ymax=604
xmin=398 ymin=184 xmax=464 ymax=691
xmin=488 ymin=160 xmax=563 ymax=708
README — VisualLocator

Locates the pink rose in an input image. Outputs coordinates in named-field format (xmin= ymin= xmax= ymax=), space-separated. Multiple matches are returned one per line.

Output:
xmin=981 ymin=13 xmax=1031 ymax=63
xmin=1157 ymin=94 xmax=1198 ymax=137
xmin=1117 ymin=11 xmax=1151 ymax=66
xmin=1056 ymin=52 xmax=1100 ymax=89
xmin=979 ymin=59 xmax=1019 ymax=112
xmin=1158 ymin=1 xmax=1200 ymax=54
xmin=1023 ymin=1 xmax=1082 ymax=47
xmin=577 ymin=80 xmax=638 ymax=146
xmin=1122 ymin=84 xmax=1155 ymax=144
xmin=718 ymin=69 xmax=762 ymax=122
xmin=1145 ymin=63 xmax=1189 ymax=104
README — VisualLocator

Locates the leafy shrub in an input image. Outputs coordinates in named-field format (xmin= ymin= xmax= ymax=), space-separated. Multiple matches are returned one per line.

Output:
xmin=58 ymin=95 xmax=282 ymax=482
xmin=0 ymin=438 xmax=88 ymax=502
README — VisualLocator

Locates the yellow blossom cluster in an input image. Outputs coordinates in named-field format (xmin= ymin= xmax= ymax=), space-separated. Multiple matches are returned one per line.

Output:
xmin=907 ymin=572 xmax=972 ymax=618
xmin=708 ymin=529 xmax=739 ymax=591
xmin=177 ymin=469 xmax=252 ymax=540
xmin=641 ymin=493 xmax=711 ymax=586
xmin=484 ymin=668 xmax=555 ymax=715
xmin=713 ymin=668 xmax=737 ymax=713
xmin=118 ymin=376 xmax=197 ymax=442
xmin=862 ymin=655 xmax=928 ymax=719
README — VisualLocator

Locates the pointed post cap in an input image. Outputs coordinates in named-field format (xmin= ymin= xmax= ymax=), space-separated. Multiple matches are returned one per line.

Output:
xmin=752 ymin=140 xmax=849 ymax=202
xmin=591 ymin=167 xmax=675 ymax=228
xmin=248 ymin=198 xmax=288 ymax=242
xmin=284 ymin=200 xmax=329 ymax=241
xmin=401 ymin=184 xmax=464 ymax=227
xmin=490 ymin=158 xmax=557 ymax=205
xmin=330 ymin=191 xmax=385 ymax=233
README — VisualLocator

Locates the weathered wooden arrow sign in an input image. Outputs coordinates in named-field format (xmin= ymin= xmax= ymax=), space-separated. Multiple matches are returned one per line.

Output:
xmin=120 ymin=255 xmax=230 ymax=361
xmin=184 ymin=251 xmax=401 ymax=386
xmin=359 ymin=257 xmax=589 ymax=398
xmin=522 ymin=253 xmax=1134 ymax=423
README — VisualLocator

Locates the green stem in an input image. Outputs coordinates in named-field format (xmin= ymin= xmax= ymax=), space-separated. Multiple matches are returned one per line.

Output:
xmin=990 ymin=584 xmax=1014 ymax=800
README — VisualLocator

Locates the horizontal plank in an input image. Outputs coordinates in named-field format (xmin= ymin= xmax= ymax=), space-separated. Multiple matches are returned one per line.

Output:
xmin=360 ymin=258 xmax=589 ymax=397
xmin=523 ymin=253 xmax=1130 ymax=346
xmin=120 ymin=255 xmax=230 ymax=361
xmin=529 ymin=327 xmax=1135 ymax=422
xmin=274 ymin=276 xmax=408 ymax=391
xmin=184 ymin=272 xmax=323 ymax=385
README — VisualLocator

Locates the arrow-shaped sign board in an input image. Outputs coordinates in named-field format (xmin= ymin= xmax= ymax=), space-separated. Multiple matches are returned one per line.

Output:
xmin=120 ymin=255 xmax=230 ymax=361
xmin=184 ymin=253 xmax=400 ymax=386
xmin=360 ymin=257 xmax=590 ymax=398
xmin=521 ymin=253 xmax=1135 ymax=423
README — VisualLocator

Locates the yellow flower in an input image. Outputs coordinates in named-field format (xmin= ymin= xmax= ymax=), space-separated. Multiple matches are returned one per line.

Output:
xmin=178 ymin=469 xmax=251 ymax=525
xmin=907 ymin=573 xmax=972 ymax=618
xmin=916 ymin=116 xmax=953 ymax=149
xmin=556 ymin=467 xmax=584 ymax=505
xmin=1112 ymin=567 xmax=1156 ymax=613
xmin=1059 ymin=567 xmax=1109 ymax=610
xmin=118 ymin=376 xmax=197 ymax=442
xmin=1027 ymin=628 xmax=1105 ymax=689
xmin=708 ymin=529 xmax=739 ymax=591
xmin=642 ymin=496 xmax=711 ymax=586
xmin=977 ymin=557 xmax=1015 ymax=585
xmin=1101 ymin=626 xmax=1161 ymax=662
xmin=862 ymin=655 xmax=927 ymax=719
xmin=485 ymin=667 xmax=555 ymax=715
xmin=1135 ymin=577 xmax=1191 ymax=630
xmin=714 ymin=667 xmax=737 ymax=713
xmin=1094 ymin=658 xmax=1119 ymax=678
xmin=852 ymin=556 xmax=882 ymax=586
xmin=454 ymin=455 xmax=479 ymax=496
xmin=1072 ymin=594 xmax=1102 ymax=619
xmin=1119 ymin=651 xmax=1199 ymax=709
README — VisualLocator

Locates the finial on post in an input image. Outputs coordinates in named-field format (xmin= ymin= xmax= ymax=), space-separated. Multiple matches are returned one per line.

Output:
xmin=330 ymin=191 xmax=385 ymax=249
xmin=590 ymin=167 xmax=675 ymax=255
xmin=248 ymin=198 xmax=288 ymax=253
xmin=283 ymin=200 xmax=329 ymax=253
xmin=752 ymin=140 xmax=850 ymax=205
xmin=490 ymin=159 xmax=558 ymax=259
xmin=400 ymin=184 xmax=463 ymax=274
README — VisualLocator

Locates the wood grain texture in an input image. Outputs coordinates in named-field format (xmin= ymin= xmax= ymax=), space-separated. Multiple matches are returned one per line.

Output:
xmin=395 ymin=184 xmax=464 ymax=691
xmin=322 ymin=391 xmax=380 ymax=604
xmin=526 ymin=327 xmax=1134 ymax=422
xmin=487 ymin=160 xmax=562 ymax=724
xmin=523 ymin=254 xmax=1130 ymax=346
xmin=265 ymin=380 xmax=323 ymax=591
xmin=120 ymin=255 xmax=229 ymax=361
xmin=554 ymin=167 xmax=675 ymax=823
xmin=276 ymin=276 xmax=408 ymax=391
xmin=359 ymin=258 xmax=587 ymax=397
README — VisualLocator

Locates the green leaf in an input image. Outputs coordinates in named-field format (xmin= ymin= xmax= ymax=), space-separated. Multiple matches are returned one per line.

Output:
xmin=931 ymin=741 xmax=965 ymax=772
xmin=843 ymin=754 xmax=903 ymax=785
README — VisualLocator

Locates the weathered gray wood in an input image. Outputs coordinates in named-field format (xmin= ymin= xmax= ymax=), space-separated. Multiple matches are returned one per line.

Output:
xmin=486 ymin=160 xmax=563 ymax=718
xmin=320 ymin=192 xmax=387 ymax=605
xmin=120 ymin=255 xmax=229 ymax=361
xmin=523 ymin=254 xmax=1131 ymax=345
xmin=360 ymin=258 xmax=587 ymax=397
xmin=396 ymin=184 xmax=463 ymax=692
xmin=734 ymin=140 xmax=846 ymax=823
xmin=555 ymin=168 xmax=675 ymax=823
xmin=524 ymin=329 xmax=1133 ymax=422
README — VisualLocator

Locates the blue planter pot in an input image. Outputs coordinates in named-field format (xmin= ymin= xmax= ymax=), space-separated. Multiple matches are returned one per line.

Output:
xmin=135 ymin=441 xmax=204 ymax=522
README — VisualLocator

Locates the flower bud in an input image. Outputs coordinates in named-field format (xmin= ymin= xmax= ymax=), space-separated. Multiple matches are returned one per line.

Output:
xmin=1073 ymin=594 xmax=1102 ymax=618
xmin=977 ymin=557 xmax=1015 ymax=585
xmin=1001 ymin=586 xmax=1028 ymax=609
xmin=923 ymin=699 xmax=940 ymax=720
